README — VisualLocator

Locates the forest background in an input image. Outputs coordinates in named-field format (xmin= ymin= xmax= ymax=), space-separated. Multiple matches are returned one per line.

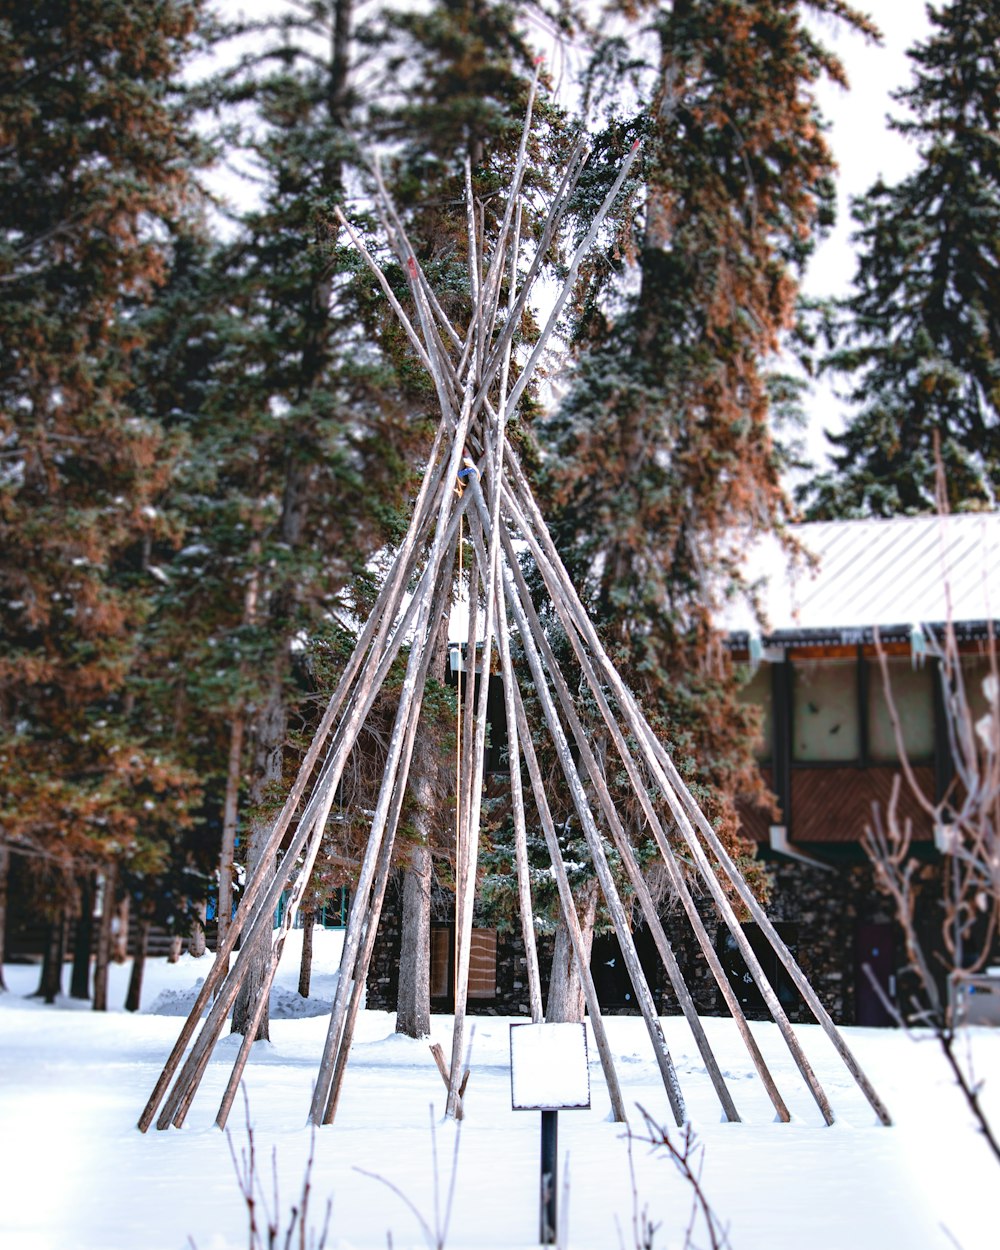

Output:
xmin=1 ymin=0 xmax=997 ymax=1032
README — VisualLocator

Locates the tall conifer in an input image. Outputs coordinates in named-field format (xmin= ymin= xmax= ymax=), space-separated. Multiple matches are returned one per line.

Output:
xmin=804 ymin=0 xmax=1000 ymax=517
xmin=538 ymin=1 xmax=875 ymax=959
xmin=155 ymin=0 xmax=423 ymax=1037
xmin=0 ymin=0 xmax=206 ymax=991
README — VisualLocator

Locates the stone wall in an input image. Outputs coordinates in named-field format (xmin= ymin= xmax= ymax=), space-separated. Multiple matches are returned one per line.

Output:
xmin=366 ymin=854 xmax=947 ymax=1026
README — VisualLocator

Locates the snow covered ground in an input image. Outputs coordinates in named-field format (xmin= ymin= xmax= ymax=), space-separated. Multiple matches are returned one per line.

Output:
xmin=1 ymin=929 xmax=996 ymax=1250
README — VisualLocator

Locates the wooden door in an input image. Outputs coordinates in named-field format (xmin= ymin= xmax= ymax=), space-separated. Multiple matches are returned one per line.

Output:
xmin=854 ymin=921 xmax=896 ymax=1027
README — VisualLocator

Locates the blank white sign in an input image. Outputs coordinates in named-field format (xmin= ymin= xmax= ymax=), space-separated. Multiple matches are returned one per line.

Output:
xmin=509 ymin=1022 xmax=591 ymax=1111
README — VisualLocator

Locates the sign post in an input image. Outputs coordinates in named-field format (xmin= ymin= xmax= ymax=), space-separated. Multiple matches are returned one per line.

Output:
xmin=510 ymin=1022 xmax=591 ymax=1246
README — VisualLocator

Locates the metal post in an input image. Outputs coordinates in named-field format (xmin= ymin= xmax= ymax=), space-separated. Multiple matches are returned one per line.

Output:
xmin=540 ymin=1110 xmax=558 ymax=1245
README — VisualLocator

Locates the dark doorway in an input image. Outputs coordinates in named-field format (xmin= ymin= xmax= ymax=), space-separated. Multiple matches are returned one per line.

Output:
xmin=855 ymin=921 xmax=896 ymax=1027
xmin=590 ymin=928 xmax=658 ymax=1013
xmin=716 ymin=923 xmax=799 ymax=1019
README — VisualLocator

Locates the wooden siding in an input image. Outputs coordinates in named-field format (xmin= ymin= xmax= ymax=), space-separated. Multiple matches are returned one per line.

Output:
xmin=788 ymin=765 xmax=935 ymax=843
xmin=737 ymin=766 xmax=936 ymax=844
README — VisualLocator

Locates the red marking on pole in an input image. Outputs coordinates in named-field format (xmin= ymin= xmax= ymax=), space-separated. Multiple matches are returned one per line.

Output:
xmin=631 ymin=138 xmax=641 ymax=153
xmin=407 ymin=256 xmax=418 ymax=278
xmin=534 ymin=54 xmax=545 ymax=66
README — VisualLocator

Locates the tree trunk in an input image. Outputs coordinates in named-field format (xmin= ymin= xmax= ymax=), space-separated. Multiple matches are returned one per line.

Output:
xmin=92 ymin=863 xmax=117 ymax=1012
xmin=167 ymin=933 xmax=183 ymax=964
xmin=125 ymin=908 xmax=153 ymax=1013
xmin=231 ymin=664 xmax=285 ymax=1042
xmin=188 ymin=897 xmax=207 ymax=958
xmin=217 ymin=712 xmax=245 ymax=956
xmin=0 ymin=838 xmax=10 ymax=991
xmin=34 ymin=914 xmax=67 ymax=1003
xmin=546 ymin=879 xmax=600 ymax=1023
xmin=298 ymin=910 xmax=315 ymax=998
xmin=69 ymin=873 xmax=95 ymax=1000
xmin=230 ymin=811 xmax=275 ymax=1040
xmin=395 ymin=613 xmax=448 ymax=1038
xmin=111 ymin=891 xmax=130 ymax=963
xmin=396 ymin=842 xmax=432 ymax=1037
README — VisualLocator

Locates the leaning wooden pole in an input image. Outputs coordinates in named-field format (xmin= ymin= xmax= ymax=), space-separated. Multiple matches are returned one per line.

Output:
xmin=310 ymin=412 xmax=479 ymax=1125
xmin=491 ymin=511 xmax=742 ymax=1123
xmin=498 ymin=483 xmax=792 ymax=1122
xmin=500 ymin=466 xmax=834 ymax=1126
xmin=465 ymin=485 xmax=686 ymax=1126
xmin=447 ymin=480 xmax=503 ymax=1119
xmin=643 ymin=723 xmax=893 ymax=1126
xmin=321 ymin=539 xmax=462 ymax=1127
xmin=493 ymin=590 xmax=544 ymax=1023
xmin=138 ymin=424 xmax=453 ymax=1131
xmin=506 ymin=656 xmax=628 ymax=1123
xmin=503 ymin=453 xmax=891 ymax=1126
xmin=142 ymin=450 xmax=461 ymax=1132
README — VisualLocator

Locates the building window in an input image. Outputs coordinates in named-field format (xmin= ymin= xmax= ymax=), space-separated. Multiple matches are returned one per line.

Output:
xmin=867 ymin=657 xmax=934 ymax=763
xmin=792 ymin=659 xmax=859 ymax=762
xmin=738 ymin=665 xmax=773 ymax=764
xmin=959 ymin=653 xmax=997 ymax=726
xmin=716 ymin=923 xmax=799 ymax=1015
xmin=430 ymin=927 xmax=451 ymax=1000
xmin=468 ymin=928 xmax=498 ymax=999
xmin=429 ymin=926 xmax=498 ymax=1001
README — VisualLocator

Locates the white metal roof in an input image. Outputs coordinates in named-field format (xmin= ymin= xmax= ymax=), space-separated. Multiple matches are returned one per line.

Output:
xmin=722 ymin=512 xmax=1000 ymax=639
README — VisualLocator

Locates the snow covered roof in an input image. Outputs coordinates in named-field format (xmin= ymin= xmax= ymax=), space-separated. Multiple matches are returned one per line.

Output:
xmin=723 ymin=512 xmax=1000 ymax=646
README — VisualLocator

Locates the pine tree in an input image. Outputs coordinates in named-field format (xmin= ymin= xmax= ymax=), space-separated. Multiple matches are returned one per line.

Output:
xmin=530 ymin=0 xmax=877 ymax=1003
xmin=0 ymin=0 xmax=206 ymax=995
xmin=358 ymin=0 xmax=565 ymax=1035
xmin=804 ymin=0 xmax=1000 ymax=518
xmin=145 ymin=0 xmax=427 ymax=1038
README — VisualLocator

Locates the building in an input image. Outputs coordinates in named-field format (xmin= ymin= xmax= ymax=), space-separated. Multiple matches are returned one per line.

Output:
xmin=368 ymin=513 xmax=1000 ymax=1025
xmin=723 ymin=512 xmax=1000 ymax=1024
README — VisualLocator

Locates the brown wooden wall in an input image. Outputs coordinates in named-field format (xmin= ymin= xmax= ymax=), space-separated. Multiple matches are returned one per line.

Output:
xmin=738 ymin=765 xmax=936 ymax=844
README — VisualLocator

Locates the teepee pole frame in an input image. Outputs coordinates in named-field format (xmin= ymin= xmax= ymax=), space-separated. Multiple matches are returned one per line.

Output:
xmin=159 ymin=464 xmax=465 ymax=1131
xmin=504 ymin=638 xmax=628 ymax=1123
xmin=464 ymin=482 xmax=686 ymax=1126
xmin=496 ymin=480 xmax=792 ymax=1121
xmin=485 ymin=495 xmax=742 ymax=1122
xmin=498 ymin=465 xmax=835 ymax=1125
xmin=321 ymin=538 xmax=462 ymax=1126
xmin=141 ymin=77 xmax=892 ymax=1135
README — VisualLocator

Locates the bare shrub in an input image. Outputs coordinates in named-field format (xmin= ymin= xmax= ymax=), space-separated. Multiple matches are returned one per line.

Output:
xmin=868 ymin=574 xmax=1000 ymax=1165
xmin=618 ymin=1106 xmax=731 ymax=1250
xmin=189 ymin=1087 xmax=332 ymax=1250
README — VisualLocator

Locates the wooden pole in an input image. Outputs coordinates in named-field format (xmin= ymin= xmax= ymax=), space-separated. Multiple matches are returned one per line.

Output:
xmin=644 ymin=722 xmax=892 ymax=1125
xmin=501 ymin=139 xmax=641 ymax=419
xmin=494 ymin=518 xmax=741 ymax=1123
xmin=208 ymin=554 xmax=463 ymax=1137
xmin=141 ymin=454 xmax=459 ymax=1131
xmin=499 ymin=484 xmax=792 ymax=1121
xmin=321 ymin=541 xmax=459 ymax=1127
xmin=464 ymin=485 xmax=686 ymax=1126
xmin=506 ymin=658 xmax=628 ymax=1123
xmin=447 ymin=473 xmax=496 ymax=1118
xmin=310 ymin=432 xmax=479 ymax=1124
xmin=493 ymin=590 xmax=543 ymax=1022
xmin=500 ymin=461 xmax=861 ymax=1126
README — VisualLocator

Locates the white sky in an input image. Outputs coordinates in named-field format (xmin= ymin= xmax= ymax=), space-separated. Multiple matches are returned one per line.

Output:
xmin=801 ymin=2 xmax=935 ymax=465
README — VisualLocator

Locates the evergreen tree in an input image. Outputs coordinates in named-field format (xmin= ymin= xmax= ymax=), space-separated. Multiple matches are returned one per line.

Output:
xmin=804 ymin=0 xmax=1000 ymax=517
xmin=530 ymin=0 xmax=876 ymax=991
xmin=0 ymin=0 xmax=206 ymax=996
xmin=359 ymin=0 xmax=565 ymax=1035
xmin=146 ymin=0 xmax=426 ymax=1037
